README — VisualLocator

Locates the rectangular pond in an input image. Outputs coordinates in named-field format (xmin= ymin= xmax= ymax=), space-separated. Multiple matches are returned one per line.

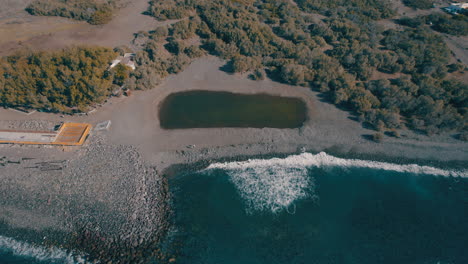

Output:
xmin=159 ymin=91 xmax=307 ymax=129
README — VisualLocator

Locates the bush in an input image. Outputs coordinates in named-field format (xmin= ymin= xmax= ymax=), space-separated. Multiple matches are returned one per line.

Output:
xmin=0 ymin=47 xmax=118 ymax=112
xmin=458 ymin=132 xmax=468 ymax=141
xmin=26 ymin=0 xmax=117 ymax=25
xmin=428 ymin=13 xmax=468 ymax=36
xmin=278 ymin=64 xmax=309 ymax=86
xmin=145 ymin=0 xmax=191 ymax=20
xmin=388 ymin=129 xmax=401 ymax=138
xmin=230 ymin=56 xmax=261 ymax=73
xmin=249 ymin=69 xmax=266 ymax=80
xmin=372 ymin=132 xmax=384 ymax=143
xmin=184 ymin=46 xmax=205 ymax=59
xmin=402 ymin=0 xmax=434 ymax=9
xmin=89 ymin=7 xmax=113 ymax=25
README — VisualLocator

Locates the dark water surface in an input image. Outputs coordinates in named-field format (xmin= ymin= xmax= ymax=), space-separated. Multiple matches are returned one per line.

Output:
xmin=2 ymin=154 xmax=467 ymax=264
xmin=169 ymin=161 xmax=468 ymax=264
xmin=159 ymin=91 xmax=307 ymax=129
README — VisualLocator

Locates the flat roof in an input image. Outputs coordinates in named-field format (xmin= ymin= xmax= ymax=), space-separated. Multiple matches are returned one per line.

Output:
xmin=0 ymin=123 xmax=91 ymax=146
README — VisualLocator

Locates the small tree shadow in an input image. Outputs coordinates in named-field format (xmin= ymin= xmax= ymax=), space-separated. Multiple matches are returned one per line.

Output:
xmin=219 ymin=62 xmax=233 ymax=74
xmin=362 ymin=134 xmax=374 ymax=141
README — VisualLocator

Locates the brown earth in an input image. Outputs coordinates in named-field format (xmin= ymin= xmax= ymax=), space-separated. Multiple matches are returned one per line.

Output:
xmin=0 ymin=0 xmax=175 ymax=56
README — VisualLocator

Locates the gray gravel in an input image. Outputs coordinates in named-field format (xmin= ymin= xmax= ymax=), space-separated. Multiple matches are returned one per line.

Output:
xmin=0 ymin=120 xmax=57 ymax=131
xmin=0 ymin=135 xmax=171 ymax=263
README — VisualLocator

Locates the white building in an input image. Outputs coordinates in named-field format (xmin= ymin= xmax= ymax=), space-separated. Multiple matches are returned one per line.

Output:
xmin=109 ymin=53 xmax=136 ymax=70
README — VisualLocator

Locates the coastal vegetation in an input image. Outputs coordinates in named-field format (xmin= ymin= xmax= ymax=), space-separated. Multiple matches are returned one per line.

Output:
xmin=1 ymin=0 xmax=467 ymax=136
xmin=0 ymin=47 xmax=121 ymax=113
xmin=142 ymin=0 xmax=467 ymax=135
xmin=398 ymin=13 xmax=468 ymax=36
xmin=25 ymin=0 xmax=118 ymax=25
xmin=402 ymin=0 xmax=434 ymax=9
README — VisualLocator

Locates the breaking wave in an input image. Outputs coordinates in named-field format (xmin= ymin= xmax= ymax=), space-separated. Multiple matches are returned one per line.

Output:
xmin=205 ymin=152 xmax=466 ymax=213
xmin=0 ymin=235 xmax=90 ymax=264
xmin=224 ymin=165 xmax=312 ymax=214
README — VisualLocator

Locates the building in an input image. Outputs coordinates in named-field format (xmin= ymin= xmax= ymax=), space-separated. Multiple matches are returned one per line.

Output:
xmin=109 ymin=53 xmax=136 ymax=70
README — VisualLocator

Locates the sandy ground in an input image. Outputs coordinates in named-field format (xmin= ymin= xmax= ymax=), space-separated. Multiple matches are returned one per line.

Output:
xmin=0 ymin=1 xmax=467 ymax=259
xmin=1 ymin=56 xmax=467 ymax=173
xmin=0 ymin=0 xmax=174 ymax=56
xmin=0 ymin=57 xmax=467 ymax=262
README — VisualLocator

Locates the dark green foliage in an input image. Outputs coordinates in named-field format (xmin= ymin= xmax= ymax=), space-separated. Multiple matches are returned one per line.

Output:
xmin=403 ymin=0 xmax=434 ymax=10
xmin=249 ymin=69 xmax=266 ymax=80
xmin=145 ymin=0 xmax=192 ymax=20
xmin=170 ymin=18 xmax=200 ymax=39
xmin=230 ymin=56 xmax=261 ymax=73
xmin=26 ymin=0 xmax=116 ymax=25
xmin=396 ymin=16 xmax=425 ymax=28
xmin=397 ymin=14 xmax=468 ymax=37
xmin=372 ymin=132 xmax=384 ymax=142
xmin=150 ymin=27 xmax=169 ymax=41
xmin=184 ymin=46 xmax=205 ymax=59
xmin=458 ymin=132 xmax=468 ymax=141
xmin=11 ymin=0 xmax=465 ymax=135
xmin=132 ymin=38 xmax=195 ymax=90
xmin=381 ymin=28 xmax=450 ymax=75
xmin=112 ymin=64 xmax=130 ymax=86
xmin=388 ymin=129 xmax=401 ymax=138
xmin=294 ymin=0 xmax=396 ymax=21
xmin=0 ymin=47 xmax=117 ymax=112
xmin=427 ymin=13 xmax=468 ymax=36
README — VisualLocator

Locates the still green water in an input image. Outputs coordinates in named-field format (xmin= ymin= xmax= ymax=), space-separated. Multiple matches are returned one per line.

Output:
xmin=168 ymin=155 xmax=468 ymax=264
xmin=159 ymin=91 xmax=307 ymax=129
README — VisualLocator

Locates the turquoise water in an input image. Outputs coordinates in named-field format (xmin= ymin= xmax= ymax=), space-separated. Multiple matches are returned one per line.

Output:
xmin=0 ymin=252 xmax=47 ymax=264
xmin=2 ymin=153 xmax=467 ymax=264
xmin=159 ymin=91 xmax=307 ymax=129
xmin=169 ymin=153 xmax=468 ymax=264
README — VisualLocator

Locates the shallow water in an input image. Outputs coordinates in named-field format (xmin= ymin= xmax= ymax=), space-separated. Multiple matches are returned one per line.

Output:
xmin=158 ymin=90 xmax=307 ymax=129
xmin=169 ymin=153 xmax=468 ymax=264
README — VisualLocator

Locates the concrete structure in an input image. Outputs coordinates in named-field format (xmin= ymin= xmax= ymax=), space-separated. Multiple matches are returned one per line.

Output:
xmin=95 ymin=120 xmax=112 ymax=131
xmin=0 ymin=130 xmax=57 ymax=144
xmin=109 ymin=53 xmax=136 ymax=70
xmin=0 ymin=123 xmax=92 ymax=146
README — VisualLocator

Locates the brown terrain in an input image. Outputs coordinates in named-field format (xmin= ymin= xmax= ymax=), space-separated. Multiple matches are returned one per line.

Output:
xmin=0 ymin=0 xmax=175 ymax=56
xmin=0 ymin=1 xmax=467 ymax=262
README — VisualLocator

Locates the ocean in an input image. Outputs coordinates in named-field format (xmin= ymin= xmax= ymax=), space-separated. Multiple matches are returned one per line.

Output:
xmin=1 ymin=152 xmax=467 ymax=264
xmin=168 ymin=152 xmax=468 ymax=264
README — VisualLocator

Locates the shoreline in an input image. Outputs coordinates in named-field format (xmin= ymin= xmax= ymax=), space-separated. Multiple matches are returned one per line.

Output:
xmin=0 ymin=56 xmax=467 ymax=263
xmin=162 ymin=148 xmax=468 ymax=181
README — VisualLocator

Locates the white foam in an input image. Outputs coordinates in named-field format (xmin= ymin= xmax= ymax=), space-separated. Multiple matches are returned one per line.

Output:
xmin=207 ymin=152 xmax=467 ymax=178
xmin=205 ymin=152 xmax=467 ymax=213
xmin=224 ymin=165 xmax=312 ymax=214
xmin=0 ymin=235 xmax=90 ymax=264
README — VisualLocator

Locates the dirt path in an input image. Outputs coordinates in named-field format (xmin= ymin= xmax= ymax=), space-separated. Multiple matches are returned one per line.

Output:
xmin=0 ymin=0 xmax=167 ymax=56
xmin=442 ymin=34 xmax=468 ymax=66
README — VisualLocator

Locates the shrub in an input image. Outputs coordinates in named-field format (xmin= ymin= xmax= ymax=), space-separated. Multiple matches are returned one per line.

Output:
xmin=372 ymin=132 xmax=384 ymax=143
xmin=26 ymin=0 xmax=117 ymax=25
xmin=230 ymin=56 xmax=261 ymax=73
xmin=0 ymin=47 xmax=118 ymax=112
xmin=249 ymin=69 xmax=266 ymax=80
xmin=402 ymin=0 xmax=434 ymax=9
